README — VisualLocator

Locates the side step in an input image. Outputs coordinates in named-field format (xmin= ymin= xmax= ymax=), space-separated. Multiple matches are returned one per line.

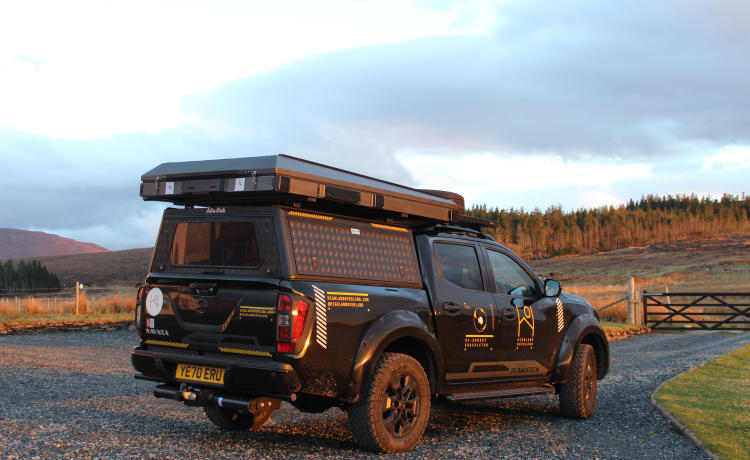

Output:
xmin=443 ymin=384 xmax=555 ymax=402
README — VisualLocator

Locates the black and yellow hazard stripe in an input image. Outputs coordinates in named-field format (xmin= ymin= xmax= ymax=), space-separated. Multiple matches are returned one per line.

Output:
xmin=288 ymin=210 xmax=333 ymax=221
xmin=145 ymin=339 xmax=189 ymax=349
xmin=218 ymin=346 xmax=273 ymax=357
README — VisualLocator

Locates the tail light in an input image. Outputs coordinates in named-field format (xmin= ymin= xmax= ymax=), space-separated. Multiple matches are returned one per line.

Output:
xmin=277 ymin=293 xmax=310 ymax=353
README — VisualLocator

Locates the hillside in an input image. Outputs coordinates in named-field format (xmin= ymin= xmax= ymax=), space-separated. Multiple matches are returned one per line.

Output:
xmin=469 ymin=194 xmax=750 ymax=260
xmin=0 ymin=228 xmax=109 ymax=259
xmin=529 ymin=234 xmax=750 ymax=321
xmin=530 ymin=234 xmax=750 ymax=287
xmin=24 ymin=233 xmax=750 ymax=310
xmin=26 ymin=248 xmax=152 ymax=287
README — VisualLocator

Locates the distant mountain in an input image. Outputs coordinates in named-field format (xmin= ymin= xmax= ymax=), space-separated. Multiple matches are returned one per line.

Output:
xmin=27 ymin=248 xmax=152 ymax=286
xmin=0 ymin=228 xmax=109 ymax=260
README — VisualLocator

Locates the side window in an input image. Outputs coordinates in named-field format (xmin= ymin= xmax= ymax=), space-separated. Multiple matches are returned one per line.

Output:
xmin=435 ymin=242 xmax=483 ymax=291
xmin=487 ymin=250 xmax=537 ymax=297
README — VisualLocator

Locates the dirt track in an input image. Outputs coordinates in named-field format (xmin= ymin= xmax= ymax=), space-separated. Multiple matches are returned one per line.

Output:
xmin=0 ymin=330 xmax=748 ymax=458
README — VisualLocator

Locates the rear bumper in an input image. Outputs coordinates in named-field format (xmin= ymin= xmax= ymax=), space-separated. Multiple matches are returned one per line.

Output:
xmin=131 ymin=346 xmax=301 ymax=397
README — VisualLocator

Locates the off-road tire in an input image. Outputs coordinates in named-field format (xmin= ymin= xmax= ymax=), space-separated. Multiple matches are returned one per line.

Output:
xmin=347 ymin=353 xmax=431 ymax=453
xmin=559 ymin=343 xmax=597 ymax=418
xmin=204 ymin=405 xmax=272 ymax=431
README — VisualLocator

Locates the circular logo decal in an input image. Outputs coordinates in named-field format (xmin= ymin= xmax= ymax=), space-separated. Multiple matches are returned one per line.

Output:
xmin=146 ymin=287 xmax=164 ymax=316
xmin=473 ymin=307 xmax=488 ymax=333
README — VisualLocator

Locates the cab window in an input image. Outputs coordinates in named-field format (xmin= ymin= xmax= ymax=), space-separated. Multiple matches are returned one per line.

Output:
xmin=435 ymin=242 xmax=483 ymax=291
xmin=487 ymin=250 xmax=536 ymax=297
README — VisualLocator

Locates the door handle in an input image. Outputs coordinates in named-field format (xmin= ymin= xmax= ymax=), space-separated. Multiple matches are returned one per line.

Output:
xmin=502 ymin=308 xmax=516 ymax=320
xmin=190 ymin=282 xmax=218 ymax=297
xmin=441 ymin=302 xmax=462 ymax=314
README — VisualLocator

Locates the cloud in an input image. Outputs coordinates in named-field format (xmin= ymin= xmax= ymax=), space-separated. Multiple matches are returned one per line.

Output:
xmin=185 ymin=0 xmax=750 ymax=159
xmin=0 ymin=124 xmax=415 ymax=250
xmin=701 ymin=146 xmax=750 ymax=171
xmin=2 ymin=0 xmax=750 ymax=250
xmin=0 ymin=126 xmax=230 ymax=249
xmin=397 ymin=152 xmax=653 ymax=207
xmin=0 ymin=0 xmax=494 ymax=139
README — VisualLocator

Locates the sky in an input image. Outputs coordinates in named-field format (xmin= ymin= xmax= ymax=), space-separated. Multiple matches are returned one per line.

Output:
xmin=1 ymin=0 xmax=749 ymax=250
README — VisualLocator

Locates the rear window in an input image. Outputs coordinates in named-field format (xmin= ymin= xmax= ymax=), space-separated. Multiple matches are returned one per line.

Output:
xmin=169 ymin=221 xmax=260 ymax=267
xmin=435 ymin=242 xmax=483 ymax=291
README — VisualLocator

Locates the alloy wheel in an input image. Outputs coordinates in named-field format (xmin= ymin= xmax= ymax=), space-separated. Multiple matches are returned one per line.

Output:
xmin=382 ymin=373 xmax=420 ymax=437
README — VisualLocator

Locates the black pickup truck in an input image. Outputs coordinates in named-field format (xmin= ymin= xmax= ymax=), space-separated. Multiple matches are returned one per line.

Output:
xmin=131 ymin=155 xmax=609 ymax=453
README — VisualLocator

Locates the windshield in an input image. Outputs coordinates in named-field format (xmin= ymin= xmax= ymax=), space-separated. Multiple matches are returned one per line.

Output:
xmin=169 ymin=221 xmax=260 ymax=267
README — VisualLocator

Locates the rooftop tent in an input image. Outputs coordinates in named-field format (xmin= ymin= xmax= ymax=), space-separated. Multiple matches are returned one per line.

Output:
xmin=141 ymin=154 xmax=493 ymax=228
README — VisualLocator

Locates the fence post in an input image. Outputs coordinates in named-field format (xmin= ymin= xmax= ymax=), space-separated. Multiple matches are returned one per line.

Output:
xmin=641 ymin=291 xmax=646 ymax=326
xmin=635 ymin=284 xmax=642 ymax=324
xmin=75 ymin=281 xmax=79 ymax=316
xmin=627 ymin=277 xmax=636 ymax=324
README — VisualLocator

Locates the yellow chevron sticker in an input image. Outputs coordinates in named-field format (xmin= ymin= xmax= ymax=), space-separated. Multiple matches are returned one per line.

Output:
xmin=370 ymin=223 xmax=408 ymax=232
xmin=288 ymin=210 xmax=333 ymax=221
xmin=145 ymin=339 xmax=189 ymax=349
xmin=218 ymin=347 xmax=273 ymax=357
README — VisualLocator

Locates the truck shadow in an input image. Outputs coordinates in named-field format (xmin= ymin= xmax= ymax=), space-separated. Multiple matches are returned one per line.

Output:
xmin=427 ymin=398 xmax=561 ymax=431
xmin=189 ymin=398 xmax=564 ymax=451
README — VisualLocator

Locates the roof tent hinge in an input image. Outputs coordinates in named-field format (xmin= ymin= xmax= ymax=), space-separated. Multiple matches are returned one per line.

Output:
xmin=277 ymin=175 xmax=291 ymax=193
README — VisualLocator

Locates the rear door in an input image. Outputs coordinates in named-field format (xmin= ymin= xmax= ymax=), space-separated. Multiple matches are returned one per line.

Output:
xmin=430 ymin=240 xmax=500 ymax=383
xmin=142 ymin=207 xmax=281 ymax=357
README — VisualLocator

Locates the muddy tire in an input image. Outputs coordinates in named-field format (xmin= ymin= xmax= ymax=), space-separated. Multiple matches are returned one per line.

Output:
xmin=559 ymin=343 xmax=597 ymax=418
xmin=348 ymin=353 xmax=431 ymax=453
xmin=204 ymin=405 xmax=272 ymax=431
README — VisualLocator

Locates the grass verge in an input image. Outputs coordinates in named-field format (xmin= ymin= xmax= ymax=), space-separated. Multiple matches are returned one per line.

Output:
xmin=2 ymin=318 xmax=645 ymax=336
xmin=601 ymin=321 xmax=635 ymax=330
xmin=654 ymin=342 xmax=750 ymax=459
xmin=0 ymin=313 xmax=132 ymax=324
xmin=601 ymin=321 xmax=650 ymax=341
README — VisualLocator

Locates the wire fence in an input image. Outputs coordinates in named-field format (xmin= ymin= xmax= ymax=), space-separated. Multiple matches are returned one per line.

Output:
xmin=0 ymin=284 xmax=137 ymax=297
xmin=0 ymin=285 xmax=137 ymax=316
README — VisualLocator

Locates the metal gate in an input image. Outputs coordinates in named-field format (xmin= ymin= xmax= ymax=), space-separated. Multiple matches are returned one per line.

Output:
xmin=643 ymin=293 xmax=750 ymax=330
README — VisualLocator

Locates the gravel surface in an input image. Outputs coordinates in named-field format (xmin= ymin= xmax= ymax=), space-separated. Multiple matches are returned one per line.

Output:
xmin=1 ymin=330 xmax=748 ymax=459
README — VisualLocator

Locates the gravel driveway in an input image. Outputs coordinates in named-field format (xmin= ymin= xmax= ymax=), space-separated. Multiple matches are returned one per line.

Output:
xmin=1 ymin=330 xmax=747 ymax=459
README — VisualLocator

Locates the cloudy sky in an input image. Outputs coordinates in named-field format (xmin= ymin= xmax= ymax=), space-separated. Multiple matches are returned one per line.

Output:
xmin=1 ymin=0 xmax=749 ymax=250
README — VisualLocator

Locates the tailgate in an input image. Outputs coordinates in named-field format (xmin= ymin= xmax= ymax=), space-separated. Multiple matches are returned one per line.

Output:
xmin=143 ymin=278 xmax=279 ymax=356
xmin=141 ymin=210 xmax=283 ymax=357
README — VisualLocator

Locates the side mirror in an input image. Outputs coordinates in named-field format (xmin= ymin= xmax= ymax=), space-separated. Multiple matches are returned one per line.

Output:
xmin=545 ymin=279 xmax=562 ymax=297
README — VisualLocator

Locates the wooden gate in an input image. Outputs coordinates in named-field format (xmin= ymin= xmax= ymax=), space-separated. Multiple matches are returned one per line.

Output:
xmin=643 ymin=293 xmax=750 ymax=330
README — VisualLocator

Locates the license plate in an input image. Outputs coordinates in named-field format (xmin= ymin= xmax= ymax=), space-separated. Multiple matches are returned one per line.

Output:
xmin=175 ymin=363 xmax=225 ymax=385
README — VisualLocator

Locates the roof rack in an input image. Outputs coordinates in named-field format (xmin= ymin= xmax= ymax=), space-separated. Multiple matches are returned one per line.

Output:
xmin=140 ymin=154 xmax=495 ymax=229
xmin=415 ymin=224 xmax=496 ymax=240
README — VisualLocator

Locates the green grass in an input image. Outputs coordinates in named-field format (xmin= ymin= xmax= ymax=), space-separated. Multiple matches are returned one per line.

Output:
xmin=654 ymin=343 xmax=750 ymax=459
xmin=0 ymin=312 xmax=132 ymax=324
xmin=601 ymin=321 xmax=635 ymax=330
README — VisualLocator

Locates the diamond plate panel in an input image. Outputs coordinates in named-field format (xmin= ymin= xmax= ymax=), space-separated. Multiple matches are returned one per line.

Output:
xmin=288 ymin=213 xmax=420 ymax=285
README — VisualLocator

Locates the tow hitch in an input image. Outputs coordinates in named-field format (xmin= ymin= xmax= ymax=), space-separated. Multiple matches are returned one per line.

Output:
xmin=154 ymin=383 xmax=282 ymax=415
